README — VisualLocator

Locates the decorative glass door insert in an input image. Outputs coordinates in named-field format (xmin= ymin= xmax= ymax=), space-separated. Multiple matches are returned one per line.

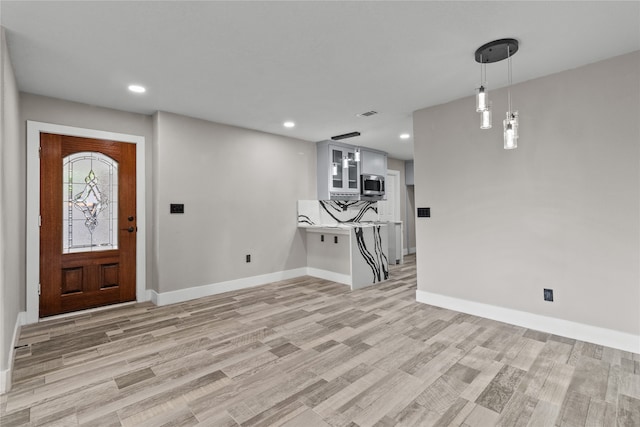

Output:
xmin=62 ymin=151 xmax=118 ymax=253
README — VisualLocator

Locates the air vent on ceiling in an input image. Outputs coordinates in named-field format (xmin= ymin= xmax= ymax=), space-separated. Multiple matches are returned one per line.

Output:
xmin=356 ymin=111 xmax=378 ymax=117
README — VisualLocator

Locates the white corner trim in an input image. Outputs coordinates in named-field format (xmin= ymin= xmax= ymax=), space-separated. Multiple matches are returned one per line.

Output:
xmin=26 ymin=121 xmax=146 ymax=324
xmin=0 ymin=370 xmax=6 ymax=394
xmin=1 ymin=311 xmax=27 ymax=394
xmin=143 ymin=289 xmax=153 ymax=303
xmin=150 ymin=268 xmax=308 ymax=306
xmin=416 ymin=290 xmax=640 ymax=354
xmin=306 ymin=268 xmax=352 ymax=287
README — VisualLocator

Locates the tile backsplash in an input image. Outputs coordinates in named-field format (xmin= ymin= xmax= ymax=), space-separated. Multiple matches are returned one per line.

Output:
xmin=298 ymin=200 xmax=378 ymax=225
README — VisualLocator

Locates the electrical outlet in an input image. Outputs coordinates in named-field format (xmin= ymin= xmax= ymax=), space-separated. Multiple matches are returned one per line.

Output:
xmin=544 ymin=288 xmax=554 ymax=302
xmin=246 ymin=254 xmax=251 ymax=263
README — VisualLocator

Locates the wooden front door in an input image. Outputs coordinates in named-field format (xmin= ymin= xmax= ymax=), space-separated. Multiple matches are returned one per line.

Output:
xmin=40 ymin=133 xmax=136 ymax=317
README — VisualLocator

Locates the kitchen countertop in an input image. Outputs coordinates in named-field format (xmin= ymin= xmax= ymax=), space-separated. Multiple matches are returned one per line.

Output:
xmin=298 ymin=222 xmax=389 ymax=230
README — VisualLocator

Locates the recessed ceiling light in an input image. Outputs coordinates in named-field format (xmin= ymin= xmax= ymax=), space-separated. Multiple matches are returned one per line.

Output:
xmin=400 ymin=133 xmax=411 ymax=139
xmin=128 ymin=84 xmax=146 ymax=93
xmin=283 ymin=121 xmax=295 ymax=128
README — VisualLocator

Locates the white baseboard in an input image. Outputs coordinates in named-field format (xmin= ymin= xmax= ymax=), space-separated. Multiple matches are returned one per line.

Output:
xmin=306 ymin=268 xmax=352 ymax=287
xmin=416 ymin=290 xmax=640 ymax=354
xmin=149 ymin=267 xmax=357 ymax=307
xmin=1 ymin=311 xmax=27 ymax=394
xmin=150 ymin=268 xmax=308 ymax=306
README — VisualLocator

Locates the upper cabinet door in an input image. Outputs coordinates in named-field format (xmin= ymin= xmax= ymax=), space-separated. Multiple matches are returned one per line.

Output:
xmin=329 ymin=144 xmax=359 ymax=193
xmin=346 ymin=149 xmax=359 ymax=190
xmin=331 ymin=146 xmax=344 ymax=190
xmin=361 ymin=149 xmax=388 ymax=176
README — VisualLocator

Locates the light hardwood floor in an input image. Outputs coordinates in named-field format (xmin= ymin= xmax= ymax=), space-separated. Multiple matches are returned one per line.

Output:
xmin=1 ymin=255 xmax=639 ymax=426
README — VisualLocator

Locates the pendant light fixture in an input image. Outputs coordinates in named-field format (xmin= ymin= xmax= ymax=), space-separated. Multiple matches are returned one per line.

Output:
xmin=342 ymin=156 xmax=349 ymax=169
xmin=504 ymin=111 xmax=518 ymax=149
xmin=480 ymin=101 xmax=492 ymax=130
xmin=354 ymin=147 xmax=360 ymax=162
xmin=503 ymin=44 xmax=518 ymax=149
xmin=476 ymin=54 xmax=489 ymax=115
xmin=474 ymin=38 xmax=520 ymax=149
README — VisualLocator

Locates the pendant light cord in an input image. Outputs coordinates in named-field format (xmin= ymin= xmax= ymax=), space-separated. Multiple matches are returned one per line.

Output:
xmin=507 ymin=46 xmax=512 ymax=116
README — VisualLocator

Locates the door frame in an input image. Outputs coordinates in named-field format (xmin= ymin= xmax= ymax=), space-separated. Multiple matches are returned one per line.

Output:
xmin=26 ymin=121 xmax=147 ymax=324
xmin=386 ymin=169 xmax=401 ymax=222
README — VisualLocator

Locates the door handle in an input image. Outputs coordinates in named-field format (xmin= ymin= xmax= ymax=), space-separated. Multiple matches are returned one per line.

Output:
xmin=120 ymin=226 xmax=136 ymax=233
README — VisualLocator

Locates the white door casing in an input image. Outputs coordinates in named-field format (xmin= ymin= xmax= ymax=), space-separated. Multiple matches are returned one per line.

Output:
xmin=378 ymin=169 xmax=401 ymax=222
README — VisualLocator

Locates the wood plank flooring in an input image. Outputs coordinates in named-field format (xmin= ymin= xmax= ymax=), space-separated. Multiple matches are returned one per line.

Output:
xmin=1 ymin=255 xmax=639 ymax=426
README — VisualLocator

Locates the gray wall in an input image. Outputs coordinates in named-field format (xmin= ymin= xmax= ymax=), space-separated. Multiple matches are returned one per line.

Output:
xmin=406 ymin=185 xmax=416 ymax=252
xmin=154 ymin=111 xmax=316 ymax=293
xmin=1 ymin=28 xmax=22 ymax=374
xmin=20 ymin=93 xmax=155 ymax=290
xmin=413 ymin=51 xmax=640 ymax=335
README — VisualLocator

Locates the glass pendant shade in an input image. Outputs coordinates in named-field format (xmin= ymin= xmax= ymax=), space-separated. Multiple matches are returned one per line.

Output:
xmin=342 ymin=156 xmax=349 ymax=169
xmin=480 ymin=104 xmax=492 ymax=129
xmin=476 ymin=86 xmax=488 ymax=112
xmin=503 ymin=112 xmax=519 ymax=149
xmin=354 ymin=148 xmax=360 ymax=162
xmin=332 ymin=162 xmax=338 ymax=176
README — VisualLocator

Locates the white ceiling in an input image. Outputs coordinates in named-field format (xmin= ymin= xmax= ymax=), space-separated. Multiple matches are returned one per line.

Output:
xmin=2 ymin=1 xmax=639 ymax=160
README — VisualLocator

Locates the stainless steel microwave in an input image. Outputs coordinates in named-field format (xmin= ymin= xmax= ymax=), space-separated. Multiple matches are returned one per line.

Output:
xmin=360 ymin=174 xmax=385 ymax=197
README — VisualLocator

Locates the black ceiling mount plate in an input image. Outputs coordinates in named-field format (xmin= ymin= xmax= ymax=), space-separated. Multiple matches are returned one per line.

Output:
xmin=475 ymin=38 xmax=519 ymax=63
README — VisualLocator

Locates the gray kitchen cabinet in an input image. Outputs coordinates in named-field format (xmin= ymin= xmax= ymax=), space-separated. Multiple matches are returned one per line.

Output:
xmin=405 ymin=160 xmax=414 ymax=185
xmin=360 ymin=148 xmax=387 ymax=176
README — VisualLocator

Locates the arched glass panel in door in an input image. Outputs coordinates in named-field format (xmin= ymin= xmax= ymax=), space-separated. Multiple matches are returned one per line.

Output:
xmin=62 ymin=151 xmax=118 ymax=253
